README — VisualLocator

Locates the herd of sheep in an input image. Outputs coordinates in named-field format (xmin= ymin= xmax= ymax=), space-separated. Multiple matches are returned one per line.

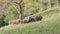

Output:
xmin=9 ymin=16 xmax=43 ymax=24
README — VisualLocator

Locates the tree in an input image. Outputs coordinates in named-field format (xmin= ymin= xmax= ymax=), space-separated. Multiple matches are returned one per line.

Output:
xmin=6 ymin=0 xmax=24 ymax=23
xmin=14 ymin=0 xmax=24 ymax=23
xmin=56 ymin=0 xmax=59 ymax=7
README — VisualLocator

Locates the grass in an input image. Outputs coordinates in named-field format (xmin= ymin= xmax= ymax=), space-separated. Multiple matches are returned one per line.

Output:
xmin=0 ymin=8 xmax=60 ymax=34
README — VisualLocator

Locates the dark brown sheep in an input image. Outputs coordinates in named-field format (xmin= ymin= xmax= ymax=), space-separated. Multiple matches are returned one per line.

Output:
xmin=34 ymin=16 xmax=42 ymax=21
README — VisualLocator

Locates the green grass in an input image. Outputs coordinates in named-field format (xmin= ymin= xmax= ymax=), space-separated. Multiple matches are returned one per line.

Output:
xmin=0 ymin=8 xmax=60 ymax=34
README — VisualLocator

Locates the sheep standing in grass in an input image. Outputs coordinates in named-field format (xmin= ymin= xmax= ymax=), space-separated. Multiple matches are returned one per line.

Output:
xmin=8 ymin=16 xmax=33 ymax=24
xmin=21 ymin=16 xmax=42 ymax=23
xmin=8 ymin=16 xmax=42 ymax=24
xmin=21 ymin=16 xmax=31 ymax=23
xmin=35 ymin=16 xmax=42 ymax=21
xmin=9 ymin=19 xmax=21 ymax=24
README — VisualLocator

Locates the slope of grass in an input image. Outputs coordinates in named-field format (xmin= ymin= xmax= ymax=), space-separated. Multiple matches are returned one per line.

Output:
xmin=0 ymin=8 xmax=60 ymax=34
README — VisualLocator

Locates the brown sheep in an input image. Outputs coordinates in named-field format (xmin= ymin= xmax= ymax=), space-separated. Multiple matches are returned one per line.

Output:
xmin=9 ymin=19 xmax=21 ymax=24
xmin=34 ymin=16 xmax=42 ymax=21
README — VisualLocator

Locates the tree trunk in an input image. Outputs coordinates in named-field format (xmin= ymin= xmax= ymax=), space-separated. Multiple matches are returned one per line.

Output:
xmin=17 ymin=0 xmax=23 ymax=23
xmin=18 ymin=4 xmax=23 ymax=21
xmin=13 ymin=0 xmax=23 ymax=23
xmin=57 ymin=0 xmax=58 ymax=7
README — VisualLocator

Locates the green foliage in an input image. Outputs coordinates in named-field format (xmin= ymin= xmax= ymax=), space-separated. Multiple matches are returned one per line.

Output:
xmin=0 ymin=15 xmax=5 ymax=23
xmin=0 ymin=0 xmax=60 ymax=28
xmin=0 ymin=14 xmax=8 ymax=27
xmin=22 ymin=0 xmax=58 ymax=17
xmin=0 ymin=0 xmax=58 ymax=23
xmin=0 ymin=8 xmax=60 ymax=34
xmin=4 ymin=6 xmax=19 ymax=23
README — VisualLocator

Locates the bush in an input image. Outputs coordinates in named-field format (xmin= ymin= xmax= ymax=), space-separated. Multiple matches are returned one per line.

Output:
xmin=0 ymin=14 xmax=8 ymax=27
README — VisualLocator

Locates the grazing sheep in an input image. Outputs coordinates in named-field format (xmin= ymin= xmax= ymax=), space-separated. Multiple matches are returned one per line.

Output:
xmin=21 ymin=16 xmax=42 ymax=24
xmin=8 ymin=16 xmax=33 ymax=24
xmin=21 ymin=16 xmax=34 ymax=23
xmin=35 ymin=16 xmax=42 ymax=21
xmin=9 ymin=19 xmax=21 ymax=24
xmin=21 ymin=16 xmax=30 ymax=23
xmin=29 ymin=17 xmax=35 ymax=22
xmin=8 ymin=16 xmax=42 ymax=24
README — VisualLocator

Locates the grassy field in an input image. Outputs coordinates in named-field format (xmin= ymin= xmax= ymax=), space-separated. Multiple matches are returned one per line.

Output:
xmin=0 ymin=8 xmax=60 ymax=34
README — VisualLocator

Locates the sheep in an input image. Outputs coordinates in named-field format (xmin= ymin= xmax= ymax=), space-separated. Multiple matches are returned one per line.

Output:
xmin=8 ymin=16 xmax=42 ymax=24
xmin=21 ymin=16 xmax=42 ymax=23
xmin=9 ymin=19 xmax=21 ymax=24
xmin=34 ymin=16 xmax=42 ymax=21
xmin=21 ymin=16 xmax=30 ymax=23
xmin=20 ymin=16 xmax=34 ymax=23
